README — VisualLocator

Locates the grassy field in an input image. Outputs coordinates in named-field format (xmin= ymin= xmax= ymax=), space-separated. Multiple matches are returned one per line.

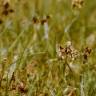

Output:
xmin=0 ymin=0 xmax=96 ymax=96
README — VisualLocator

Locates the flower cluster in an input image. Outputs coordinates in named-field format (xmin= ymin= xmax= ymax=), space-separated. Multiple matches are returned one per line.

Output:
xmin=57 ymin=41 xmax=79 ymax=61
xmin=32 ymin=15 xmax=51 ymax=40
xmin=32 ymin=15 xmax=51 ymax=25
xmin=2 ymin=2 xmax=14 ymax=16
xmin=0 ymin=1 xmax=14 ymax=24
xmin=83 ymin=47 xmax=91 ymax=64
xmin=57 ymin=41 xmax=92 ymax=63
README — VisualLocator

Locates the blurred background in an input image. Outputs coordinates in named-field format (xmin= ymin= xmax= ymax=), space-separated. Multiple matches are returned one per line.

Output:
xmin=0 ymin=0 xmax=96 ymax=51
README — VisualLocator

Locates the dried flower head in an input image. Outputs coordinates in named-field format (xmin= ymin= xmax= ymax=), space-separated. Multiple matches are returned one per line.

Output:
xmin=85 ymin=47 xmax=91 ymax=54
xmin=56 ymin=45 xmax=65 ymax=60
xmin=41 ymin=15 xmax=51 ymax=25
xmin=3 ymin=2 xmax=10 ymax=9
xmin=57 ymin=41 xmax=79 ymax=61
xmin=65 ymin=46 xmax=72 ymax=55
xmin=46 ymin=14 xmax=52 ymax=20
xmin=46 ymin=15 xmax=51 ymax=19
xmin=32 ymin=16 xmax=39 ymax=24
xmin=72 ymin=0 xmax=84 ymax=9
xmin=41 ymin=19 xmax=47 ymax=25
xmin=83 ymin=47 xmax=91 ymax=64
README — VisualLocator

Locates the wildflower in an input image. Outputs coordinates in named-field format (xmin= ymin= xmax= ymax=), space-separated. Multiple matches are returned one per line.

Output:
xmin=72 ymin=0 xmax=84 ymax=9
xmin=3 ymin=2 xmax=10 ymax=9
xmin=56 ymin=41 xmax=79 ymax=61
xmin=65 ymin=41 xmax=79 ymax=60
xmin=32 ymin=16 xmax=39 ymax=24
xmin=85 ymin=47 xmax=91 ymax=54
xmin=41 ymin=19 xmax=47 ymax=25
xmin=46 ymin=15 xmax=51 ymax=20
xmin=71 ymin=49 xmax=79 ymax=61
xmin=32 ymin=16 xmax=40 ymax=32
xmin=83 ymin=47 xmax=91 ymax=64
xmin=41 ymin=15 xmax=51 ymax=25
xmin=56 ymin=44 xmax=65 ymax=60
xmin=2 ymin=2 xmax=14 ymax=16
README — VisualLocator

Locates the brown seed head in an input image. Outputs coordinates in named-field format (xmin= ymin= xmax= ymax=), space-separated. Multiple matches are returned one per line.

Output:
xmin=83 ymin=47 xmax=91 ymax=64
xmin=85 ymin=47 xmax=91 ymax=55
xmin=3 ymin=2 xmax=9 ymax=9
xmin=72 ymin=0 xmax=84 ymax=8
xmin=32 ymin=16 xmax=39 ymax=24
xmin=9 ymin=9 xmax=14 ymax=13
xmin=41 ymin=19 xmax=47 ymax=25
xmin=46 ymin=15 xmax=51 ymax=20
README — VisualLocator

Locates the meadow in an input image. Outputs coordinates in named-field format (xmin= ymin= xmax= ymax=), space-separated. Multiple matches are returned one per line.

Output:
xmin=0 ymin=0 xmax=96 ymax=96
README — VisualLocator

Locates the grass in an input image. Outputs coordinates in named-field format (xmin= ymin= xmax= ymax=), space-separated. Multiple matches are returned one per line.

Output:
xmin=0 ymin=0 xmax=96 ymax=96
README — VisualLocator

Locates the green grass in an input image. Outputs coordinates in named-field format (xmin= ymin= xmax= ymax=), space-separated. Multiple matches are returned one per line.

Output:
xmin=0 ymin=0 xmax=96 ymax=96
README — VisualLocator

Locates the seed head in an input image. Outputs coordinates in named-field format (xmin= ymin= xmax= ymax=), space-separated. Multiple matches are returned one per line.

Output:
xmin=32 ymin=16 xmax=39 ymax=24
xmin=72 ymin=0 xmax=84 ymax=9
xmin=57 ymin=41 xmax=79 ymax=61
xmin=41 ymin=19 xmax=47 ymax=25
xmin=83 ymin=47 xmax=92 ymax=64
xmin=3 ymin=2 xmax=9 ymax=9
